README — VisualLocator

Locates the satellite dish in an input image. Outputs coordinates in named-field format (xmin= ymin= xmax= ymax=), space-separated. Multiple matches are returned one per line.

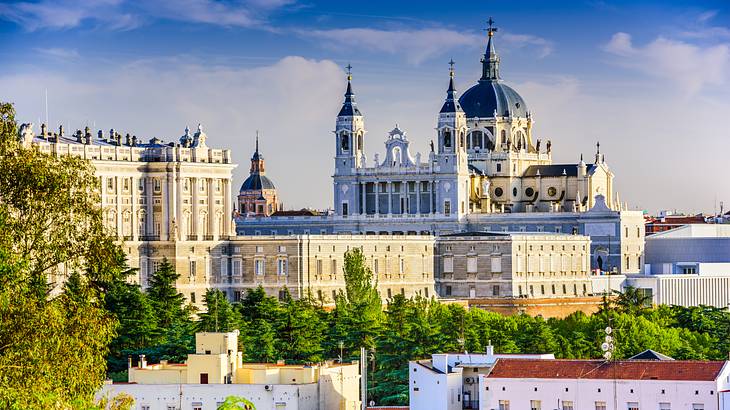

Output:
xmin=605 ymin=327 xmax=612 ymax=335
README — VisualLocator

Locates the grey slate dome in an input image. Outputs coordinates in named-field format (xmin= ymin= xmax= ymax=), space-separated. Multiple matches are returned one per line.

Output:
xmin=458 ymin=22 xmax=528 ymax=119
xmin=459 ymin=81 xmax=528 ymax=118
xmin=240 ymin=173 xmax=275 ymax=191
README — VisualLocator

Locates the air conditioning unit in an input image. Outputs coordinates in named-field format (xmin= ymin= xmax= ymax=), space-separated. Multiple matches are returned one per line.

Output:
xmin=264 ymin=384 xmax=273 ymax=391
xmin=464 ymin=377 xmax=475 ymax=384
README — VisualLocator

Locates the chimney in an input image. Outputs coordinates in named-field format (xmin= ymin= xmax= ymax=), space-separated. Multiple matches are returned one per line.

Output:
xmin=486 ymin=340 xmax=494 ymax=356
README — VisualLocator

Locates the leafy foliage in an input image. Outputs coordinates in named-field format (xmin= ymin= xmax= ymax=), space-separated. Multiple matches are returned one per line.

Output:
xmin=0 ymin=103 xmax=120 ymax=408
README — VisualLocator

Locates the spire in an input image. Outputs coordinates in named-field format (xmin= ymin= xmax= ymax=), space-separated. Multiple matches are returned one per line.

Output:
xmin=250 ymin=131 xmax=265 ymax=174
xmin=338 ymin=64 xmax=362 ymax=117
xmin=480 ymin=17 xmax=500 ymax=81
xmin=252 ymin=130 xmax=261 ymax=160
xmin=440 ymin=59 xmax=463 ymax=113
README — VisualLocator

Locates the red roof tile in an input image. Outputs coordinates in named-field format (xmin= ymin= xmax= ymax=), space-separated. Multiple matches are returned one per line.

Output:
xmin=487 ymin=359 xmax=726 ymax=381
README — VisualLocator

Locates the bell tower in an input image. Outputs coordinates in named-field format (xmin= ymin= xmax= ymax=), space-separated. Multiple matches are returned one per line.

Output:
xmin=334 ymin=65 xmax=365 ymax=173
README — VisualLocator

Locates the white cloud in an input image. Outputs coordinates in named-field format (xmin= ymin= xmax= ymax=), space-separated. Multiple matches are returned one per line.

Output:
xmin=0 ymin=0 xmax=293 ymax=31
xmin=301 ymin=28 xmax=482 ymax=65
xmin=300 ymin=27 xmax=554 ymax=65
xmin=501 ymin=33 xmax=554 ymax=58
xmin=1 ymin=56 xmax=344 ymax=209
xmin=604 ymin=32 xmax=730 ymax=94
xmin=34 ymin=47 xmax=80 ymax=60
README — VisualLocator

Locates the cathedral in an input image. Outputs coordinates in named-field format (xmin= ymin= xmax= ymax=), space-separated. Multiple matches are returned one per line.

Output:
xmin=332 ymin=23 xmax=615 ymax=220
xmin=237 ymin=22 xmax=645 ymax=276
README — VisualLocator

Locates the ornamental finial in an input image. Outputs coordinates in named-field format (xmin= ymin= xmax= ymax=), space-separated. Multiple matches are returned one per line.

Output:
xmin=485 ymin=17 xmax=498 ymax=37
xmin=448 ymin=59 xmax=455 ymax=78
xmin=346 ymin=63 xmax=352 ymax=81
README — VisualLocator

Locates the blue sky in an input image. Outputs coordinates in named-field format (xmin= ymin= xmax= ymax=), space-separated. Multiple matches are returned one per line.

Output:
xmin=1 ymin=0 xmax=729 ymax=213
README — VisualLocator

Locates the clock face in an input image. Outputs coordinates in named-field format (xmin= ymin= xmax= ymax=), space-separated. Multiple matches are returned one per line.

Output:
xmin=548 ymin=187 xmax=557 ymax=197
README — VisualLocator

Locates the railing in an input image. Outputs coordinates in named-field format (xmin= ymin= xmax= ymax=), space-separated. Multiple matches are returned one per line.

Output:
xmin=203 ymin=235 xmax=215 ymax=241
xmin=187 ymin=235 xmax=198 ymax=241
xmin=139 ymin=235 xmax=159 ymax=241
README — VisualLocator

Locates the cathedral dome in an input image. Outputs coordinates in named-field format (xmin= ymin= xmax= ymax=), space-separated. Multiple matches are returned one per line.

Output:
xmin=459 ymin=20 xmax=528 ymax=119
xmin=240 ymin=173 xmax=275 ymax=191
xmin=458 ymin=80 xmax=528 ymax=118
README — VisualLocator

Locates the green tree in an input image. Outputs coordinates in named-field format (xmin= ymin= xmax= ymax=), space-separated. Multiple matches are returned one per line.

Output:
xmin=275 ymin=289 xmax=325 ymax=363
xmin=198 ymin=289 xmax=241 ymax=333
xmin=329 ymin=248 xmax=383 ymax=359
xmin=146 ymin=258 xmax=189 ymax=329
xmin=0 ymin=102 xmax=120 ymax=408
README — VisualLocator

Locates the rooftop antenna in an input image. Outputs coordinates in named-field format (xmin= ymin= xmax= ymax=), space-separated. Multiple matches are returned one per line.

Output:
xmin=44 ymin=88 xmax=48 ymax=128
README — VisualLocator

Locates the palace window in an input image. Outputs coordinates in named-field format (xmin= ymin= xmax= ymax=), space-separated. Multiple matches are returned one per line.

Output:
xmin=254 ymin=259 xmax=265 ymax=275
xmin=563 ymin=402 xmax=574 ymax=410
xmin=467 ymin=256 xmax=477 ymax=273
xmin=443 ymin=131 xmax=451 ymax=148
xmin=595 ymin=402 xmax=607 ymax=410
xmin=277 ymin=258 xmax=288 ymax=276
xmin=531 ymin=400 xmax=541 ymax=410
xmin=443 ymin=257 xmax=454 ymax=273
xmin=444 ymin=200 xmax=451 ymax=216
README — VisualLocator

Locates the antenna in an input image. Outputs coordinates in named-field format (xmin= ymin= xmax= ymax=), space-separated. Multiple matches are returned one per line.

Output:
xmin=44 ymin=88 xmax=49 ymax=127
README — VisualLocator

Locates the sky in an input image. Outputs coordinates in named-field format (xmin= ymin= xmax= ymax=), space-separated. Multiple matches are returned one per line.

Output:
xmin=1 ymin=0 xmax=729 ymax=214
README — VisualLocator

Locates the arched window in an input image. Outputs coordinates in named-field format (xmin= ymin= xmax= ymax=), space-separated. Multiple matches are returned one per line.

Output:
xmin=470 ymin=131 xmax=483 ymax=149
xmin=357 ymin=134 xmax=363 ymax=151
xmin=340 ymin=132 xmax=349 ymax=151
xmin=501 ymin=130 xmax=507 ymax=144
xmin=443 ymin=131 xmax=452 ymax=148
xmin=392 ymin=147 xmax=402 ymax=165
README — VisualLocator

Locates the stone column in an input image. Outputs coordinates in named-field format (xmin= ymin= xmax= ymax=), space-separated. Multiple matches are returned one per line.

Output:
xmin=385 ymin=181 xmax=393 ymax=215
xmin=161 ymin=174 xmax=169 ymax=241
xmin=208 ymin=178 xmax=215 ymax=238
xmin=115 ymin=176 xmax=122 ymax=238
xmin=375 ymin=181 xmax=379 ymax=215
xmin=224 ymin=178 xmax=233 ymax=237
xmin=361 ymin=182 xmax=366 ymax=215
xmin=192 ymin=177 xmax=200 ymax=240
xmin=131 ymin=176 xmax=138 ymax=241
xmin=175 ymin=169 xmax=183 ymax=241
xmin=145 ymin=177 xmax=153 ymax=237
xmin=416 ymin=181 xmax=421 ymax=215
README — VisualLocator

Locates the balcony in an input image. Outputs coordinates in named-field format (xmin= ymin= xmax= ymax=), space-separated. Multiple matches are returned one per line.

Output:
xmin=139 ymin=235 xmax=160 ymax=241
xmin=463 ymin=400 xmax=479 ymax=409
xmin=187 ymin=235 xmax=198 ymax=241
xmin=203 ymin=235 xmax=215 ymax=241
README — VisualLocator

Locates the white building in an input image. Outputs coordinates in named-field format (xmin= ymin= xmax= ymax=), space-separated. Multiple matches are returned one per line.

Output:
xmin=479 ymin=358 xmax=730 ymax=410
xmin=98 ymin=331 xmax=362 ymax=410
xmin=626 ymin=224 xmax=730 ymax=309
xmin=409 ymin=346 xmax=554 ymax=410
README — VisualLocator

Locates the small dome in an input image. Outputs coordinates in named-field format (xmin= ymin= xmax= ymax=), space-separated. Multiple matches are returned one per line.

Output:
xmin=458 ymin=80 xmax=528 ymax=119
xmin=240 ymin=174 xmax=275 ymax=191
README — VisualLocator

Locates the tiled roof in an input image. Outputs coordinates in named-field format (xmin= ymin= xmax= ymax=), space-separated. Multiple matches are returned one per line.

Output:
xmin=487 ymin=359 xmax=726 ymax=381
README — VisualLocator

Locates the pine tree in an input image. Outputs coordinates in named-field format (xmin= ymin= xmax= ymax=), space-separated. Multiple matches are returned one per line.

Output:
xmin=198 ymin=289 xmax=240 ymax=332
xmin=146 ymin=257 xmax=188 ymax=329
